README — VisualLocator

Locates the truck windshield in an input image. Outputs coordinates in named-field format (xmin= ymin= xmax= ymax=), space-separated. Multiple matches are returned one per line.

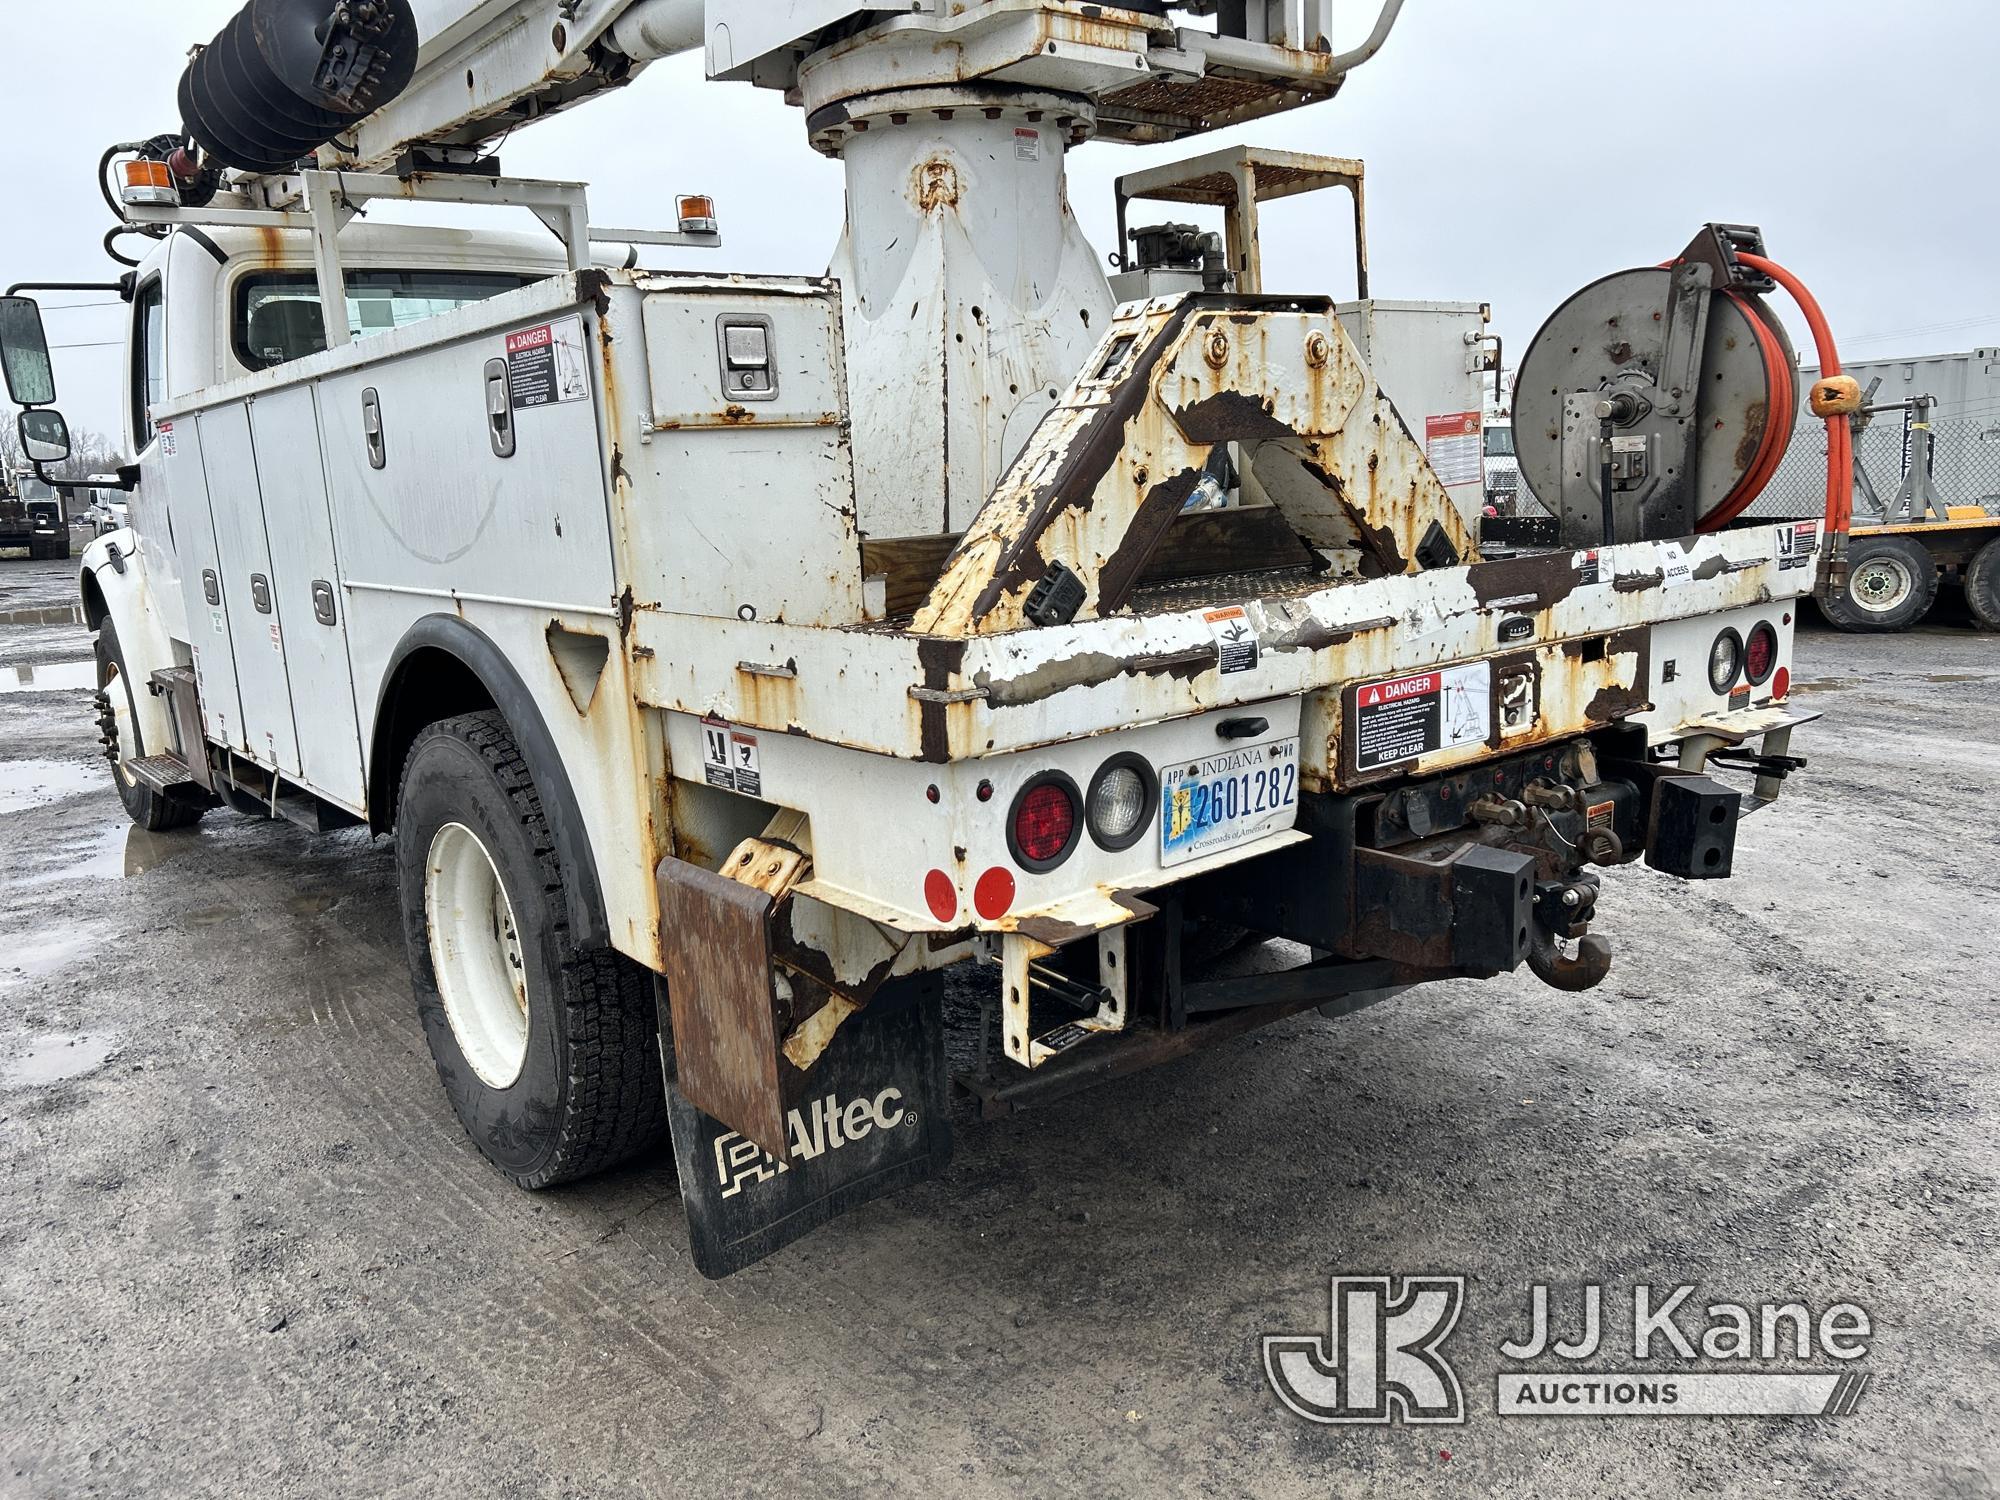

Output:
xmin=234 ymin=270 xmax=537 ymax=372
xmin=1484 ymin=426 xmax=1515 ymax=457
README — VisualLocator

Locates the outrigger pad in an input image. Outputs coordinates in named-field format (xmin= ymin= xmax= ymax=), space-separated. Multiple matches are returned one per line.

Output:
xmin=666 ymin=973 xmax=952 ymax=1279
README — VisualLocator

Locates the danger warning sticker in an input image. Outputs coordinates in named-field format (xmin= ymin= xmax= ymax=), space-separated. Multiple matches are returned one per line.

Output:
xmin=506 ymin=314 xmax=590 ymax=410
xmin=1425 ymin=411 xmax=1483 ymax=489
xmin=1776 ymin=519 xmax=1820 ymax=571
xmin=1354 ymin=661 xmax=1492 ymax=771
xmin=701 ymin=718 xmax=763 ymax=796
xmin=1204 ymin=605 xmax=1259 ymax=674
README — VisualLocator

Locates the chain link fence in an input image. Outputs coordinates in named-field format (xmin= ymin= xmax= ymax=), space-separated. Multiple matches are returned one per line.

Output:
xmin=1750 ymin=408 xmax=2000 ymax=520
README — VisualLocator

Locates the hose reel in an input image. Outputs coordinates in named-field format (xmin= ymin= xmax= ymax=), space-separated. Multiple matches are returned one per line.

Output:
xmin=1514 ymin=225 xmax=1800 ymax=547
xmin=179 ymin=0 xmax=420 ymax=174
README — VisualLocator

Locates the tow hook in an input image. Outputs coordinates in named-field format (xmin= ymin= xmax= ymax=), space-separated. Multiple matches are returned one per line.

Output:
xmin=1528 ymin=926 xmax=1613 ymax=991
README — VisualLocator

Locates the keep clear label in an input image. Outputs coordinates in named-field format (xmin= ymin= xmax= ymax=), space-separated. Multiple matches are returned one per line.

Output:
xmin=702 ymin=718 xmax=763 ymax=796
xmin=1425 ymin=411 xmax=1483 ymax=488
xmin=505 ymin=313 xmax=591 ymax=409
xmin=1205 ymin=605 xmax=1260 ymax=674
xmin=1354 ymin=661 xmax=1492 ymax=771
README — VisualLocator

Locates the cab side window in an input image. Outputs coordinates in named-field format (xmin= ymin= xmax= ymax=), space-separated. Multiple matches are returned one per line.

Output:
xmin=131 ymin=279 xmax=166 ymax=449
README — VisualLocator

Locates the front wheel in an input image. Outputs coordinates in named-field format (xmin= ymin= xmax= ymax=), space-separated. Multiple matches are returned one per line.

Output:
xmin=1818 ymin=533 xmax=1938 ymax=633
xmin=395 ymin=710 xmax=666 ymax=1189
xmin=93 ymin=618 xmax=203 ymax=832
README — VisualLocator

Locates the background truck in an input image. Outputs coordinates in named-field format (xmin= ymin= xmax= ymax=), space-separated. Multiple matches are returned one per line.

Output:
xmin=0 ymin=0 xmax=1836 ymax=1278
xmin=1745 ymin=346 xmax=2000 ymax=631
xmin=0 ymin=465 xmax=68 ymax=560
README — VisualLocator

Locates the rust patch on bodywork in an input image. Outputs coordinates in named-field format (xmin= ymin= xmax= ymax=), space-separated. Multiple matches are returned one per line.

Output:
xmin=1172 ymin=390 xmax=1293 ymax=444
xmin=1467 ymin=550 xmax=1580 ymax=611
xmin=975 ymin=643 xmax=1214 ymax=708
xmin=1584 ymin=683 xmax=1649 ymax=723
xmin=915 ymin=636 xmax=966 ymax=763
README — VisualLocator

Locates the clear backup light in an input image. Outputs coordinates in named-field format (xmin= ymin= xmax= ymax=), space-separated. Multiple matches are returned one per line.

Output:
xmin=1707 ymin=629 xmax=1744 ymax=694
xmin=1086 ymin=754 xmax=1156 ymax=852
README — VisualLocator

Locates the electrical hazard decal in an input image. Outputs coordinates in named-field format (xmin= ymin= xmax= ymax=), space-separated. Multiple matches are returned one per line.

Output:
xmin=701 ymin=717 xmax=763 ymax=796
xmin=1776 ymin=519 xmax=1820 ymax=571
xmin=1204 ymin=605 xmax=1259 ymax=674
xmin=1354 ymin=662 xmax=1492 ymax=771
xmin=505 ymin=314 xmax=590 ymax=410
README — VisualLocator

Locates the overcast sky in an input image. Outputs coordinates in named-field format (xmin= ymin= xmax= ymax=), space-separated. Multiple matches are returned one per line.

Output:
xmin=5 ymin=1 xmax=1995 ymax=441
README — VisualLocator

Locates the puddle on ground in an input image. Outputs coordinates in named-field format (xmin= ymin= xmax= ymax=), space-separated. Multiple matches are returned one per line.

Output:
xmin=1924 ymin=673 xmax=1988 ymax=684
xmin=0 ymin=759 xmax=106 ymax=815
xmin=0 ymin=603 xmax=87 ymax=628
xmin=0 ymin=930 xmax=93 ymax=985
xmin=0 ymin=1032 xmax=119 ymax=1087
xmin=13 ymin=816 xmax=191 ymax=888
xmin=0 ymin=660 xmax=97 ymax=694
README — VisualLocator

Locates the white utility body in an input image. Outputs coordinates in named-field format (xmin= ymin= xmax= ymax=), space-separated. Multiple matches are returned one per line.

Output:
xmin=0 ymin=0 xmax=1825 ymax=1276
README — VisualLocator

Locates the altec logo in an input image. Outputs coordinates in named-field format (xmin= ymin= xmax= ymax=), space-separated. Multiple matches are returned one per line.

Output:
xmin=713 ymin=1087 xmax=908 ymax=1199
xmin=1264 ymin=1276 xmax=1467 ymax=1424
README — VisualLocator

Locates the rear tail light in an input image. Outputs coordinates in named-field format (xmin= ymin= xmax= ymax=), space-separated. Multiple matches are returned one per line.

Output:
xmin=1707 ymin=628 xmax=1744 ymax=694
xmin=1744 ymin=622 xmax=1778 ymax=686
xmin=1008 ymin=773 xmax=1080 ymax=871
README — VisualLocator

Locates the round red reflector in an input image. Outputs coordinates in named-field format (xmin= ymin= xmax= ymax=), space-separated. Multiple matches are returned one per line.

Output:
xmin=1009 ymin=776 xmax=1079 ymax=870
xmin=974 ymin=867 xmax=1016 ymax=920
xmin=923 ymin=869 xmax=958 ymax=923
xmin=1744 ymin=622 xmax=1778 ymax=686
xmin=1772 ymin=665 xmax=1790 ymax=700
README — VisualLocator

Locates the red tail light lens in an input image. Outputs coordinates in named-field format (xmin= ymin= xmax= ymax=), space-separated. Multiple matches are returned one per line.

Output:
xmin=1744 ymin=622 xmax=1778 ymax=686
xmin=1008 ymin=774 xmax=1080 ymax=871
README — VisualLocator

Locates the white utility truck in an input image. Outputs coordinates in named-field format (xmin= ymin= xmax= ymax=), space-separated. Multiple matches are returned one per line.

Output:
xmin=0 ymin=0 xmax=1831 ymax=1276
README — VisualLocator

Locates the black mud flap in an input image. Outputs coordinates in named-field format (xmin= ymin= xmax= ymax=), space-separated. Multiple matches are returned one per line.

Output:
xmin=665 ymin=974 xmax=952 ymax=1279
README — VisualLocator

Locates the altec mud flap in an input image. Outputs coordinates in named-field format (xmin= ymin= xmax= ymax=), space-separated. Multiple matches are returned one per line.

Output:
xmin=663 ymin=976 xmax=952 ymax=1280
xmin=657 ymin=855 xmax=952 ymax=1279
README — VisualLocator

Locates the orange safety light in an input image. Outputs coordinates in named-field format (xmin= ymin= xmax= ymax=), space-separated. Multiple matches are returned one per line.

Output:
xmin=120 ymin=159 xmax=180 ymax=208
xmin=676 ymin=194 xmax=718 ymax=235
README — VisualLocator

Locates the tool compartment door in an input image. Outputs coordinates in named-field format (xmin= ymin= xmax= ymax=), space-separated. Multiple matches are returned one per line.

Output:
xmin=196 ymin=402 xmax=302 ymax=775
xmin=159 ymin=418 xmax=246 ymax=750
xmin=247 ymin=385 xmax=366 ymax=810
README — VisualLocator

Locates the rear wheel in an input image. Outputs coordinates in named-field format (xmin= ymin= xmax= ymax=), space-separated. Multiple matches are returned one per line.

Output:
xmin=93 ymin=618 xmax=204 ymax=832
xmin=1818 ymin=534 xmax=1938 ymax=633
xmin=395 ymin=710 xmax=666 ymax=1189
xmin=1964 ymin=535 xmax=2000 ymax=631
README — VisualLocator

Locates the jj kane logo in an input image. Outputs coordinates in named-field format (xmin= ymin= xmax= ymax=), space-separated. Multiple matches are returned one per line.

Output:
xmin=1264 ymin=1276 xmax=1466 ymax=1424
xmin=1264 ymin=1277 xmax=1872 ymax=1424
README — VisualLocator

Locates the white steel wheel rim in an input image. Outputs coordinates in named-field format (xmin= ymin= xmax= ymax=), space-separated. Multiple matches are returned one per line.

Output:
xmin=425 ymin=822 xmax=532 ymax=1089
xmin=104 ymin=661 xmax=137 ymax=788
xmin=1851 ymin=556 xmax=1913 ymax=613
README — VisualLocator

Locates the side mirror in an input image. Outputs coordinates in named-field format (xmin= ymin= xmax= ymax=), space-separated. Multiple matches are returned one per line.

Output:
xmin=19 ymin=408 xmax=72 ymax=465
xmin=0 ymin=296 xmax=57 ymax=407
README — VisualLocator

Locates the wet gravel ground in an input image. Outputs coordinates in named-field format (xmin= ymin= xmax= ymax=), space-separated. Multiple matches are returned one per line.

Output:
xmin=1 ymin=551 xmax=1995 ymax=1499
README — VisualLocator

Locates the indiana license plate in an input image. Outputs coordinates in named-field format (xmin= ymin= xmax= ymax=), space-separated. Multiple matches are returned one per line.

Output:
xmin=1160 ymin=737 xmax=1300 ymax=866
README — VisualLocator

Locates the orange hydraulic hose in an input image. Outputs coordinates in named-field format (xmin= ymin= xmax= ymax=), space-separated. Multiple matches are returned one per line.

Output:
xmin=1736 ymin=251 xmax=1852 ymax=537
xmin=1700 ymin=291 xmax=1796 ymax=531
